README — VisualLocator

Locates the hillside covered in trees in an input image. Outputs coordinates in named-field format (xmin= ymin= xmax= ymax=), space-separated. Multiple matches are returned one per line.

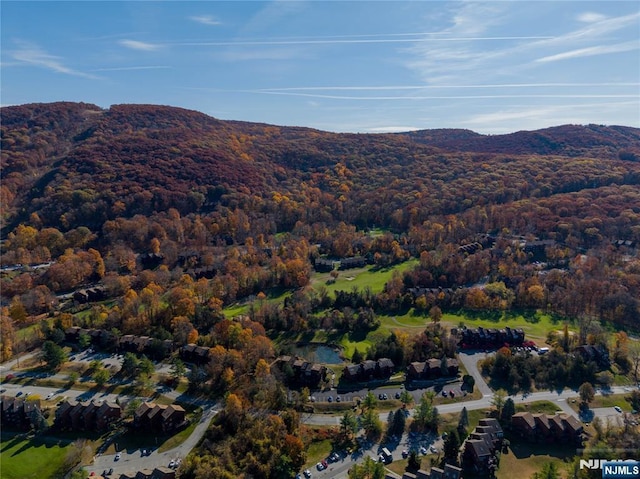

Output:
xmin=2 ymin=102 xmax=640 ymax=478
xmin=2 ymin=102 xmax=640 ymax=330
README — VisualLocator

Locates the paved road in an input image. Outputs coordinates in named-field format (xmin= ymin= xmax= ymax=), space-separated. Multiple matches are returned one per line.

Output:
xmin=0 ymin=381 xmax=132 ymax=404
xmin=303 ymin=386 xmax=632 ymax=427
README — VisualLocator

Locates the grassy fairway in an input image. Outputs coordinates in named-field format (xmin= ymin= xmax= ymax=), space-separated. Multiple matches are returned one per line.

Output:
xmin=311 ymin=259 xmax=419 ymax=296
xmin=441 ymin=310 xmax=572 ymax=342
xmin=0 ymin=434 xmax=73 ymax=479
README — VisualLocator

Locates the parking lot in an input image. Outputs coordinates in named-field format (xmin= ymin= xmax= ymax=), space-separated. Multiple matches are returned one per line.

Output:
xmin=310 ymin=380 xmax=465 ymax=404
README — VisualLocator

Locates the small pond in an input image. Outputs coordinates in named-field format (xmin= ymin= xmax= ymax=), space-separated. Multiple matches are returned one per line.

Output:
xmin=291 ymin=344 xmax=343 ymax=364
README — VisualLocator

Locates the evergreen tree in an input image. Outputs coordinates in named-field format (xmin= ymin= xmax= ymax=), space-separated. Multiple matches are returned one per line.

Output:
xmin=40 ymin=340 xmax=67 ymax=370
xmin=390 ymin=408 xmax=406 ymax=437
xmin=500 ymin=398 xmax=516 ymax=426
xmin=407 ymin=450 xmax=421 ymax=472
xmin=442 ymin=429 xmax=461 ymax=466
xmin=121 ymin=352 xmax=139 ymax=377
xmin=457 ymin=406 xmax=469 ymax=439
xmin=531 ymin=462 xmax=560 ymax=479
xmin=348 ymin=456 xmax=385 ymax=479
xmin=352 ymin=348 xmax=363 ymax=364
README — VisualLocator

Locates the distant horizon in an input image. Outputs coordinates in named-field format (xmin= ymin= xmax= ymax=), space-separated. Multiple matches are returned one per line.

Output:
xmin=2 ymin=1 xmax=638 ymax=134
xmin=3 ymin=99 xmax=638 ymax=136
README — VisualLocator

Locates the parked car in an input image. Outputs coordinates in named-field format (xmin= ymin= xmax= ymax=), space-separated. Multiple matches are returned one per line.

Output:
xmin=327 ymin=396 xmax=333 ymax=403
xmin=419 ymin=446 xmax=427 ymax=455
xmin=46 ymin=393 xmax=54 ymax=400
xmin=336 ymin=396 xmax=341 ymax=402
xmin=329 ymin=452 xmax=340 ymax=462
xmin=303 ymin=469 xmax=312 ymax=478
xmin=614 ymin=406 xmax=622 ymax=413
xmin=316 ymin=462 xmax=325 ymax=471
xmin=395 ymin=391 xmax=401 ymax=399
xmin=114 ymin=453 xmax=121 ymax=461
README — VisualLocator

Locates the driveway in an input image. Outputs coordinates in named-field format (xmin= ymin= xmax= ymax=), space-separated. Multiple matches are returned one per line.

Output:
xmin=89 ymin=404 xmax=219 ymax=477
xmin=457 ymin=350 xmax=493 ymax=396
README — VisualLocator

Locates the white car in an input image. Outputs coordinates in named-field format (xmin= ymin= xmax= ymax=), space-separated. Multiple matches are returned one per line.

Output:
xmin=46 ymin=393 xmax=54 ymax=400
xmin=114 ymin=452 xmax=121 ymax=461
xmin=614 ymin=406 xmax=622 ymax=413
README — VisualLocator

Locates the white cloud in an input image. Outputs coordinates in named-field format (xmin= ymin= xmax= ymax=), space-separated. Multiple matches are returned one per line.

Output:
xmin=91 ymin=65 xmax=171 ymax=72
xmin=118 ymin=39 xmax=161 ymax=51
xmin=218 ymin=47 xmax=302 ymax=62
xmin=366 ymin=126 xmax=421 ymax=133
xmin=174 ymin=35 xmax=550 ymax=48
xmin=536 ymin=40 xmax=640 ymax=63
xmin=259 ymin=82 xmax=638 ymax=92
xmin=10 ymin=40 xmax=97 ymax=78
xmin=461 ymin=101 xmax=640 ymax=133
xmin=189 ymin=15 xmax=221 ymax=26
xmin=245 ymin=90 xmax=635 ymax=101
xmin=405 ymin=6 xmax=640 ymax=86
xmin=577 ymin=12 xmax=608 ymax=23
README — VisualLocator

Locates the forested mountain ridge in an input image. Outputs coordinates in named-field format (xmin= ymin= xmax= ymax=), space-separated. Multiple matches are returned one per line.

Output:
xmin=402 ymin=123 xmax=640 ymax=158
xmin=2 ymin=103 xmax=640 ymax=479
xmin=1 ymin=102 xmax=639 ymax=236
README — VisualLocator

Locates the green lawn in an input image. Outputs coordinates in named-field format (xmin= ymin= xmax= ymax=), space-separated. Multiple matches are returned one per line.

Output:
xmin=0 ymin=434 xmax=74 ymax=479
xmin=16 ymin=323 xmax=41 ymax=343
xmin=515 ymin=400 xmax=563 ymax=415
xmin=567 ymin=393 xmax=633 ymax=412
xmin=304 ymin=438 xmax=333 ymax=468
xmin=497 ymin=437 xmax=575 ymax=479
xmin=440 ymin=408 xmax=489 ymax=432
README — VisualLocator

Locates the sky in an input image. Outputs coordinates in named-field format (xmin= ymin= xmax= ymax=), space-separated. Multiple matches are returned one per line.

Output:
xmin=1 ymin=1 xmax=639 ymax=134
